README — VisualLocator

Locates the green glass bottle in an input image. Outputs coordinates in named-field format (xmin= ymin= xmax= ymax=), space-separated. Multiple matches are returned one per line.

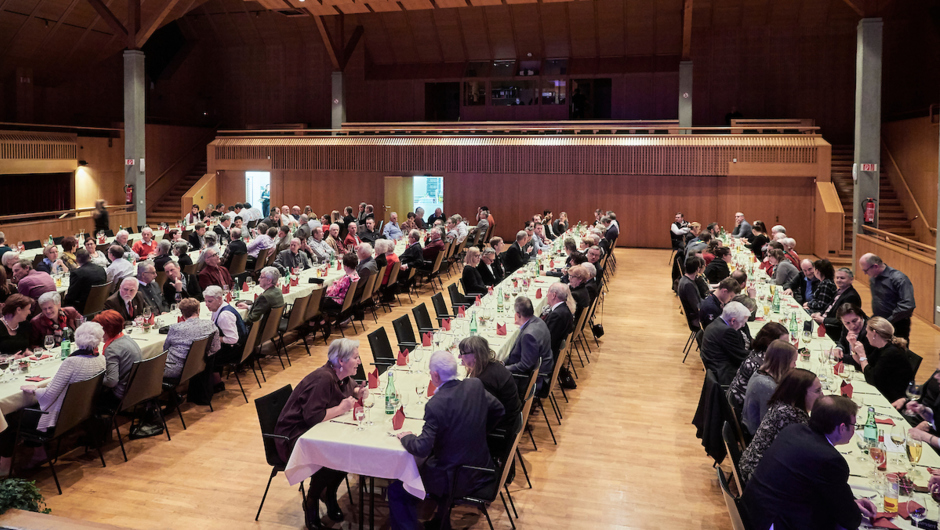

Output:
xmin=385 ymin=372 xmax=398 ymax=414
xmin=470 ymin=313 xmax=478 ymax=336
xmin=771 ymin=288 xmax=780 ymax=313
xmin=864 ymin=406 xmax=878 ymax=445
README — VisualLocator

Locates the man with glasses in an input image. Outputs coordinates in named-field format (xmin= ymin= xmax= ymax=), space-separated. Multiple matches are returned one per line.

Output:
xmin=742 ymin=395 xmax=876 ymax=530
xmin=859 ymin=253 xmax=916 ymax=342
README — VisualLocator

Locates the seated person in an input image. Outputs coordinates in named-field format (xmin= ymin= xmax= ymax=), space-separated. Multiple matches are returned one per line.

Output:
xmin=401 ymin=212 xmax=418 ymax=233
xmin=359 ymin=217 xmax=380 ymax=246
xmin=461 ymin=247 xmax=488 ymax=298
xmin=849 ymin=316 xmax=913 ymax=402
xmin=131 ymin=227 xmax=157 ymax=259
xmin=29 ymin=292 xmax=81 ymax=348
xmin=236 ymin=267 xmax=284 ymax=324
xmin=59 ymin=236 xmax=79 ymax=271
xmin=320 ymin=254 xmax=360 ymax=313
xmin=698 ymin=277 xmax=741 ymax=329
xmin=83 ymin=237 xmax=109 ymax=268
xmin=273 ymin=339 xmax=368 ymax=528
xmin=173 ymin=241 xmax=194 ymax=271
xmin=198 ymin=248 xmax=234 ymax=291
xmin=35 ymin=244 xmax=68 ymax=275
xmin=398 ymin=230 xmax=427 ymax=273
xmin=274 ymin=237 xmax=312 ymax=274
xmin=739 ymin=368 xmax=821 ymax=483
xmin=0 ymin=294 xmax=33 ymax=355
xmin=742 ymin=396 xmax=876 ymax=529
xmin=105 ymin=245 xmax=135 ymax=288
xmin=204 ymin=285 xmax=247 ymax=367
xmin=422 ymin=229 xmax=446 ymax=262
xmin=93 ymin=309 xmax=143 ymax=411
xmin=727 ymin=322 xmax=789 ymax=414
xmin=458 ymin=336 xmax=522 ymax=460
xmin=767 ymin=248 xmax=799 ymax=286
xmin=221 ymin=228 xmax=248 ymax=269
xmin=703 ymin=246 xmax=731 ymax=284
xmin=136 ymin=260 xmax=169 ymax=315
xmin=152 ymin=240 xmax=174 ymax=272
xmin=700 ymin=301 xmax=750 ymax=385
xmin=162 ymin=298 xmax=221 ymax=405
xmin=103 ymin=277 xmax=147 ymax=322
xmin=503 ymin=230 xmax=529 ymax=275
xmin=163 ymin=261 xmax=203 ymax=304
xmin=477 ymin=247 xmax=503 ymax=286
xmin=188 ymin=223 xmax=207 ymax=250
xmin=741 ymin=340 xmax=798 ymax=434
xmin=64 ymin=248 xmax=107 ymax=314
xmin=389 ymin=351 xmax=504 ymax=530
xmin=343 ymin=222 xmax=362 ymax=250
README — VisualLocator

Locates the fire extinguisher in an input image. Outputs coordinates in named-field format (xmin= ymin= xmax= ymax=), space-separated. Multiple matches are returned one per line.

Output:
xmin=124 ymin=184 xmax=134 ymax=205
xmin=863 ymin=197 xmax=876 ymax=226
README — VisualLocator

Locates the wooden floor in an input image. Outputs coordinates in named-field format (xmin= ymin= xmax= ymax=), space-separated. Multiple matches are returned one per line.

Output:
xmin=17 ymin=248 xmax=940 ymax=529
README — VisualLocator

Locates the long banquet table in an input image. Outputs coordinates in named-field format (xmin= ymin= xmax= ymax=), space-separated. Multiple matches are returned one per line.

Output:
xmin=724 ymin=237 xmax=939 ymax=529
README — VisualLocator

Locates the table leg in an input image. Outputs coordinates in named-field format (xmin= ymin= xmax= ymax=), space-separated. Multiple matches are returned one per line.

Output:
xmin=359 ymin=475 xmax=364 ymax=530
xmin=370 ymin=477 xmax=375 ymax=530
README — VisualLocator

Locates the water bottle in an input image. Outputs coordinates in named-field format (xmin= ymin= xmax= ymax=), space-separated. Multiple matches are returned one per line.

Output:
xmin=60 ymin=339 xmax=70 ymax=359
xmin=497 ymin=288 xmax=504 ymax=313
xmin=470 ymin=313 xmax=478 ymax=336
xmin=385 ymin=372 xmax=398 ymax=414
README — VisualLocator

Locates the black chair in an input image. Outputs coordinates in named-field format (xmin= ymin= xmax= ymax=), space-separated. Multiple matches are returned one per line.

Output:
xmin=254 ymin=384 xmax=305 ymax=521
xmin=722 ymin=421 xmax=745 ymax=494
xmin=12 ymin=371 xmax=106 ymax=494
xmin=440 ymin=452 xmax=518 ymax=530
xmin=218 ymin=319 xmax=264 ymax=403
xmin=111 ymin=352 xmax=171 ymax=462
xmin=431 ymin=293 xmax=455 ymax=326
xmin=162 ymin=335 xmax=213 ymax=430
xmin=908 ymin=349 xmax=924 ymax=376
xmin=104 ymin=229 xmax=115 ymax=237
xmin=392 ymin=314 xmax=420 ymax=352
xmin=412 ymin=303 xmax=439 ymax=333
xmin=366 ymin=327 xmax=396 ymax=375
xmin=447 ymin=283 xmax=472 ymax=314
xmin=717 ymin=467 xmax=750 ymax=530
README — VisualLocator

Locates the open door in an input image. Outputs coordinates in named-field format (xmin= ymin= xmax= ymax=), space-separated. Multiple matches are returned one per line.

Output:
xmin=383 ymin=176 xmax=413 ymax=226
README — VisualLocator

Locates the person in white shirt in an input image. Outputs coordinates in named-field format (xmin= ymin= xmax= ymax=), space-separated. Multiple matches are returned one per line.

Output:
xmin=204 ymin=285 xmax=245 ymax=366
xmin=531 ymin=224 xmax=551 ymax=254
xmin=245 ymin=202 xmax=263 ymax=222
xmin=454 ymin=215 xmax=469 ymax=243
xmin=306 ymin=226 xmax=332 ymax=264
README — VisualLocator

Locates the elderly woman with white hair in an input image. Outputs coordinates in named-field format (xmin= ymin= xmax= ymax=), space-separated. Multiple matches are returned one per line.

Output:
xmin=29 ymin=291 xmax=82 ymax=348
xmin=274 ymin=338 xmax=367 ymax=528
xmin=152 ymin=239 xmax=174 ymax=272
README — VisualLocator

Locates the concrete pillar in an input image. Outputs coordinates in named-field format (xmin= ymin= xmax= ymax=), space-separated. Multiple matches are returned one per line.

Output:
xmin=331 ymin=71 xmax=345 ymax=133
xmin=852 ymin=18 xmax=882 ymax=269
xmin=678 ymin=61 xmax=692 ymax=132
xmin=124 ymin=50 xmax=147 ymax=228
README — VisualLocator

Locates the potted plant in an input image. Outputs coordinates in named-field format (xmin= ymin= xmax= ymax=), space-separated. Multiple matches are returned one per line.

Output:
xmin=0 ymin=478 xmax=50 ymax=515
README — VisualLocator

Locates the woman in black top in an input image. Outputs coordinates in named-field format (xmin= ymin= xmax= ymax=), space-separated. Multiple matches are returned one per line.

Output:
xmin=93 ymin=199 xmax=109 ymax=234
xmin=703 ymin=246 xmax=731 ymax=284
xmin=749 ymin=221 xmax=770 ymax=261
xmin=0 ymin=294 xmax=32 ymax=355
xmin=461 ymin=247 xmax=488 ymax=298
xmin=850 ymin=316 xmax=913 ymax=402
xmin=458 ymin=336 xmax=522 ymax=461
xmin=173 ymin=242 xmax=193 ymax=270
xmin=0 ymin=267 xmax=16 ymax=306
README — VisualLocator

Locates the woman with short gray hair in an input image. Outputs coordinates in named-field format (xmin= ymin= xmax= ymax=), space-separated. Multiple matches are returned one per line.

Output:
xmin=153 ymin=239 xmax=173 ymax=271
xmin=273 ymin=338 xmax=367 ymax=527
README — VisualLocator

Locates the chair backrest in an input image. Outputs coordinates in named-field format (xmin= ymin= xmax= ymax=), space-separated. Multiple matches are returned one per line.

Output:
xmin=255 ymin=384 xmax=294 ymax=467
xmin=431 ymin=292 xmax=450 ymax=321
xmin=717 ymin=468 xmax=749 ymax=530
xmin=22 ymin=239 xmax=42 ymax=250
xmin=155 ymin=271 xmax=168 ymax=289
xmin=497 ymin=408 xmax=526 ymax=493
xmin=339 ymin=279 xmax=359 ymax=312
xmin=179 ymin=335 xmax=212 ymax=385
xmin=367 ymin=327 xmax=396 ymax=364
xmin=285 ymin=293 xmax=311 ymax=333
xmin=392 ymin=314 xmax=417 ymax=345
xmin=372 ymin=265 xmax=387 ymax=296
xmin=516 ymin=368 xmax=540 ymax=428
xmin=570 ymin=303 xmax=589 ymax=341
xmin=357 ymin=273 xmax=377 ymax=305
xmin=182 ymin=263 xmax=199 ymax=276
xmin=53 ymin=236 xmax=64 ymax=245
xmin=50 ymin=371 xmax=105 ymax=437
xmin=385 ymin=260 xmax=401 ymax=287
xmin=119 ymin=351 xmax=168 ymax=412
xmin=32 ymin=254 xmax=44 ymax=269
xmin=83 ymin=282 xmax=113 ymax=317
xmin=722 ymin=421 xmax=745 ymax=495
xmin=447 ymin=283 xmax=467 ymax=308
xmin=544 ymin=337 xmax=567 ymax=392
xmin=412 ymin=303 xmax=435 ymax=331
xmin=252 ymin=248 xmax=270 ymax=272
xmin=429 ymin=248 xmax=446 ymax=274
xmin=228 ymin=253 xmax=248 ymax=277
xmin=302 ymin=287 xmax=324 ymax=322
xmin=908 ymin=349 xmax=923 ymax=375
xmin=240 ymin=319 xmax=264 ymax=364
xmin=265 ymin=247 xmax=277 ymax=267
xmin=259 ymin=304 xmax=286 ymax=345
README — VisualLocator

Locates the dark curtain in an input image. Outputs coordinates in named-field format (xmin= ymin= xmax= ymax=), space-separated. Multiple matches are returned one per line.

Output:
xmin=0 ymin=173 xmax=73 ymax=217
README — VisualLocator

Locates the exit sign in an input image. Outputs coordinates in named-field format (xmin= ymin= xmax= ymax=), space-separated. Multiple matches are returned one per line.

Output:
xmin=125 ymin=159 xmax=134 ymax=166
xmin=860 ymin=163 xmax=878 ymax=172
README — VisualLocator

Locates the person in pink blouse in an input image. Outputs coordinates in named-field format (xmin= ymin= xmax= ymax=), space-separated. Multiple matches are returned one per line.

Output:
xmin=321 ymin=253 xmax=360 ymax=313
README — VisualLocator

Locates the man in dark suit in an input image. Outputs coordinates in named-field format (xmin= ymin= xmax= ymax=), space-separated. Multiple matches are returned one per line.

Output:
xmin=742 ymin=396 xmax=876 ymax=530
xmin=136 ymin=261 xmax=169 ymax=315
xmin=700 ymin=301 xmax=751 ymax=385
xmin=503 ymin=230 xmax=529 ymax=275
xmin=162 ymin=261 xmax=203 ymax=303
xmin=273 ymin=237 xmax=311 ymax=275
xmin=221 ymin=228 xmax=248 ymax=269
xmin=213 ymin=217 xmax=232 ymax=245
xmin=398 ymin=230 xmax=426 ymax=271
xmin=542 ymin=283 xmax=575 ymax=390
xmin=505 ymin=296 xmax=553 ymax=394
xmin=188 ymin=222 xmax=207 ymax=250
xmin=103 ymin=277 xmax=148 ymax=321
xmin=236 ymin=266 xmax=284 ymax=324
xmin=698 ymin=277 xmax=740 ymax=329
xmin=63 ymin=249 xmax=107 ymax=314
xmin=389 ymin=351 xmax=504 ymax=530
xmin=354 ymin=244 xmax=378 ymax=297
xmin=814 ymin=267 xmax=863 ymax=342
xmin=477 ymin=247 xmax=502 ymax=286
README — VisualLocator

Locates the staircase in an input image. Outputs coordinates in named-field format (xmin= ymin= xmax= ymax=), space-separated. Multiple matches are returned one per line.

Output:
xmin=148 ymin=160 xmax=207 ymax=226
xmin=830 ymin=145 xmax=916 ymax=259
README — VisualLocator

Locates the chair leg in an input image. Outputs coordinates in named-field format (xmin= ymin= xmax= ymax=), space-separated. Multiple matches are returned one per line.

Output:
xmin=481 ymin=503 xmax=497 ymax=530
xmin=175 ymin=391 xmax=187 ymax=430
xmin=234 ymin=370 xmax=248 ymax=403
xmin=114 ymin=415 xmax=128 ymax=462
xmin=527 ymin=423 xmax=538 ymax=451
xmin=255 ymin=355 xmax=267 ymax=382
xmin=559 ymin=384 xmax=568 ymax=403
xmin=567 ymin=353 xmax=578 ymax=379
xmin=539 ymin=399 xmax=557 ymax=445
xmin=255 ymin=468 xmax=277 ymax=521
xmin=155 ymin=400 xmax=171 ymax=441
xmin=549 ymin=393 xmax=562 ymax=423
xmin=46 ymin=441 xmax=62 ymax=495
xmin=93 ymin=428 xmax=106 ymax=468
xmin=504 ymin=485 xmax=518 ymax=518
xmin=516 ymin=448 xmax=532 ymax=489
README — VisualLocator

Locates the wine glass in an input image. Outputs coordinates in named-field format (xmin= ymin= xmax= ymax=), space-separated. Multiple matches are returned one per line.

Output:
xmin=869 ymin=441 xmax=887 ymax=485
xmin=43 ymin=335 xmax=55 ymax=353
xmin=354 ymin=405 xmax=366 ymax=431
xmin=856 ymin=432 xmax=871 ymax=462
xmin=908 ymin=382 xmax=924 ymax=403
xmin=415 ymin=381 xmax=427 ymax=406
xmin=890 ymin=425 xmax=907 ymax=466
xmin=0 ymin=357 xmax=9 ymax=383
xmin=363 ymin=393 xmax=375 ymax=426
xmin=142 ymin=307 xmax=152 ymax=322
xmin=909 ymin=492 xmax=928 ymax=528
xmin=413 ymin=349 xmax=425 ymax=370
xmin=907 ymin=438 xmax=923 ymax=474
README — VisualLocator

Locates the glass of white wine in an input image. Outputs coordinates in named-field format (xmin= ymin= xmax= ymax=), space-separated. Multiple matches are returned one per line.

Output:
xmin=890 ymin=425 xmax=907 ymax=467
xmin=43 ymin=335 xmax=55 ymax=353
xmin=907 ymin=438 xmax=923 ymax=474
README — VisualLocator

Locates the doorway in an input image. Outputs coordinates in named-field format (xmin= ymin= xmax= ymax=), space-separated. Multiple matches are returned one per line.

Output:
xmin=425 ymin=83 xmax=460 ymax=121
xmin=245 ymin=171 xmax=270 ymax=217
xmin=570 ymin=79 xmax=612 ymax=120
xmin=383 ymin=176 xmax=414 ymax=227
xmin=413 ymin=176 xmax=443 ymax=219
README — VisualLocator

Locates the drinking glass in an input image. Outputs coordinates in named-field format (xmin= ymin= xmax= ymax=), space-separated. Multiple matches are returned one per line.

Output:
xmin=143 ymin=307 xmax=152 ymax=322
xmin=869 ymin=442 xmax=887 ymax=484
xmin=856 ymin=432 xmax=871 ymax=461
xmin=802 ymin=330 xmax=812 ymax=345
xmin=908 ymin=382 xmax=924 ymax=403
xmin=354 ymin=406 xmax=366 ymax=431
xmin=43 ymin=335 xmax=55 ymax=352
xmin=0 ymin=357 xmax=9 ymax=383
xmin=413 ymin=349 xmax=425 ymax=370
xmin=415 ymin=381 xmax=427 ymax=406
xmin=907 ymin=438 xmax=923 ymax=473
xmin=909 ymin=493 xmax=928 ymax=528
xmin=363 ymin=393 xmax=375 ymax=426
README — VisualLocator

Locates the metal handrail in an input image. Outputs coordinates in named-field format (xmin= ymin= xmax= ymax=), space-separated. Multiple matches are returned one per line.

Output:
xmin=0 ymin=205 xmax=128 ymax=224
xmin=861 ymin=225 xmax=936 ymax=254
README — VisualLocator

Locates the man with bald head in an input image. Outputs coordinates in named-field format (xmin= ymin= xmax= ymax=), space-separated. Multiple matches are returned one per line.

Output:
xmin=859 ymin=252 xmax=916 ymax=341
xmin=104 ymin=277 xmax=147 ymax=321
xmin=784 ymin=259 xmax=818 ymax=305
xmin=732 ymin=212 xmax=753 ymax=241
xmin=274 ymin=237 xmax=312 ymax=273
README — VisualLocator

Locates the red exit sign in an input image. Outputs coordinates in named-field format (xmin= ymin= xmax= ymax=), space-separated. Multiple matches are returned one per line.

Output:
xmin=860 ymin=163 xmax=878 ymax=172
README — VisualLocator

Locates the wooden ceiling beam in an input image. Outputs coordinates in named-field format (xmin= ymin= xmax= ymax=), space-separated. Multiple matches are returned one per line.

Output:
xmin=841 ymin=0 xmax=865 ymax=16
xmin=127 ymin=0 xmax=141 ymax=47
xmin=136 ymin=0 xmax=184 ymax=47
xmin=341 ymin=23 xmax=363 ymax=69
xmin=84 ymin=0 xmax=129 ymax=38
xmin=31 ymin=0 xmax=83 ymax=61
xmin=310 ymin=11 xmax=341 ymax=69
xmin=0 ymin=0 xmax=48 ymax=58
xmin=681 ymin=0 xmax=692 ymax=61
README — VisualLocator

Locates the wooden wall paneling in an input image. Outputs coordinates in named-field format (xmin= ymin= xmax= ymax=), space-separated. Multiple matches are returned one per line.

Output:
xmin=144 ymin=125 xmax=214 ymax=211
xmin=539 ymin=2 xmax=569 ymax=58
xmin=75 ymin=135 xmax=124 ymax=209
xmin=856 ymin=234 xmax=935 ymax=323
xmin=182 ymin=172 xmax=216 ymax=216
xmin=483 ymin=6 xmax=515 ymax=60
xmin=653 ymin=0 xmax=682 ymax=55
xmin=408 ymin=10 xmax=444 ymax=64
xmin=457 ymin=8 xmax=490 ymax=61
xmin=566 ymin=1 xmax=596 ymax=58
xmin=882 ymin=117 xmax=939 ymax=229
xmin=431 ymin=8 xmax=466 ymax=63
xmin=0 ymin=210 xmax=136 ymax=245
